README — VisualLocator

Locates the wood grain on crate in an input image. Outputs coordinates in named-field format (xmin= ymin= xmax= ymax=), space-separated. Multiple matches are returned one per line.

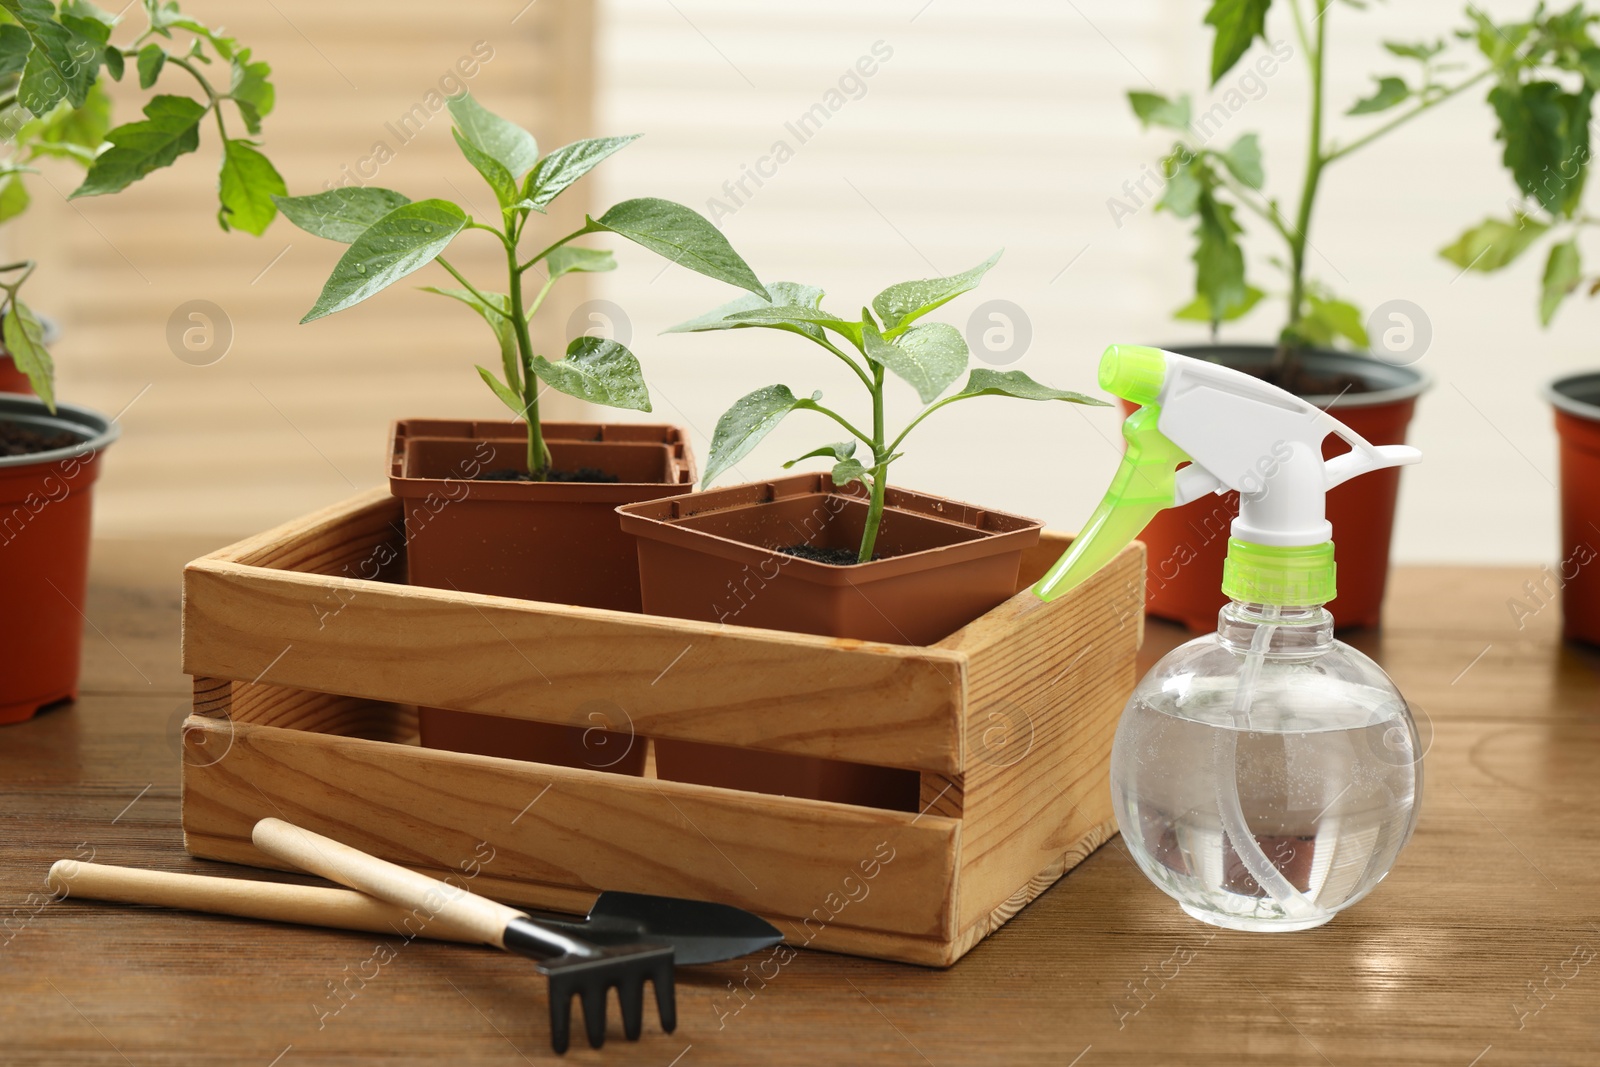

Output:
xmin=183 ymin=489 xmax=968 ymax=775
xmin=180 ymin=686 xmax=965 ymax=961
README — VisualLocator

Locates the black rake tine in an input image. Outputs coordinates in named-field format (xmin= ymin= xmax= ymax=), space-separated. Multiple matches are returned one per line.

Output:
xmin=581 ymin=983 xmax=608 ymax=1049
xmin=618 ymin=976 xmax=646 ymax=1041
xmin=547 ymin=977 xmax=573 ymax=1056
xmin=653 ymin=961 xmax=677 ymax=1033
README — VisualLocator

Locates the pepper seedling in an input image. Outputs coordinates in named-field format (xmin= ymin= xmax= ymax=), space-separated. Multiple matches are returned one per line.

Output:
xmin=670 ymin=251 xmax=1109 ymax=563
xmin=275 ymin=92 xmax=767 ymax=481
xmin=0 ymin=0 xmax=285 ymax=409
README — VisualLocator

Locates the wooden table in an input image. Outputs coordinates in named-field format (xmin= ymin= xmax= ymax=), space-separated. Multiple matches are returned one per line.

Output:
xmin=3 ymin=543 xmax=1598 ymax=1066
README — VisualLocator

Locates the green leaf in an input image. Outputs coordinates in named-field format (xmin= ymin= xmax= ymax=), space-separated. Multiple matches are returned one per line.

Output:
xmin=0 ymin=24 xmax=31 ymax=79
xmin=3 ymin=299 xmax=53 ymax=410
xmin=217 ymin=138 xmax=285 ymax=235
xmin=1159 ymin=152 xmax=1205 ymax=217
xmin=452 ymin=126 xmax=517 ymax=209
xmin=274 ymin=187 xmax=412 ymax=244
xmin=2 ymin=0 xmax=102 ymax=112
xmin=581 ymin=198 xmax=767 ymax=298
xmin=1383 ymin=39 xmax=1445 ymax=61
xmin=17 ymin=81 xmax=112 ymax=160
xmin=530 ymin=336 xmax=652 ymax=412
xmin=1439 ymin=215 xmax=1549 ymax=272
xmin=1204 ymin=0 xmax=1272 ymax=85
xmin=1540 ymin=239 xmax=1582 ymax=325
xmin=949 ymin=369 xmax=1109 ymax=406
xmin=447 ymin=92 xmax=539 ymax=179
xmin=783 ymin=440 xmax=856 ymax=469
xmin=137 ymin=43 xmax=166 ymax=88
xmin=1173 ymin=285 xmax=1265 ymax=322
xmin=704 ymin=384 xmax=815 ymax=485
xmin=229 ymin=49 xmax=274 ymax=135
xmin=69 ymin=94 xmax=206 ymax=198
xmin=1218 ymin=133 xmax=1263 ymax=188
xmin=1128 ymin=91 xmax=1191 ymax=131
xmin=831 ymin=458 xmax=869 ymax=487
xmin=1348 ymin=76 xmax=1410 ymax=115
xmin=665 ymin=281 xmax=829 ymax=342
xmin=871 ymin=250 xmax=1002 ymax=332
xmin=1489 ymin=81 xmax=1593 ymax=218
xmin=522 ymin=134 xmax=640 ymax=211
xmin=101 ymin=43 xmax=123 ymax=80
xmin=0 ymin=174 xmax=29 ymax=223
xmin=476 ymin=364 xmax=527 ymax=417
xmin=1191 ymin=192 xmax=1249 ymax=324
xmin=1301 ymin=294 xmax=1369 ymax=348
xmin=302 ymin=199 xmax=468 ymax=322
xmin=863 ymin=320 xmax=967 ymax=404
xmin=545 ymin=246 xmax=616 ymax=279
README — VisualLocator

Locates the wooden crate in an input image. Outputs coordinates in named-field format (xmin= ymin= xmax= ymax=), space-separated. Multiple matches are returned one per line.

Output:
xmin=179 ymin=488 xmax=1144 ymax=966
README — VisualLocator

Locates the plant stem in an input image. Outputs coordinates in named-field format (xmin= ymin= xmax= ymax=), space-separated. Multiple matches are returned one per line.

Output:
xmin=856 ymin=364 xmax=888 ymax=563
xmin=505 ymin=235 xmax=550 ymax=478
xmin=1283 ymin=0 xmax=1328 ymax=363
xmin=803 ymin=400 xmax=874 ymax=448
xmin=435 ymin=256 xmax=508 ymax=321
xmin=1323 ymin=68 xmax=1492 ymax=163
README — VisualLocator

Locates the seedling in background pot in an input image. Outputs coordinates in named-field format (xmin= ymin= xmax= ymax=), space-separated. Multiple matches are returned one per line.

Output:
xmin=670 ymin=252 xmax=1109 ymax=563
xmin=275 ymin=92 xmax=766 ymax=481
xmin=0 ymin=0 xmax=285 ymax=408
xmin=1123 ymin=0 xmax=1583 ymax=386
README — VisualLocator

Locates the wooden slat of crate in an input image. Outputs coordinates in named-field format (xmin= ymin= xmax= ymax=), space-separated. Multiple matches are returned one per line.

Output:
xmin=939 ymin=541 xmax=1143 ymax=938
xmin=183 ymin=489 xmax=968 ymax=775
xmin=180 ymin=691 xmax=964 ymax=963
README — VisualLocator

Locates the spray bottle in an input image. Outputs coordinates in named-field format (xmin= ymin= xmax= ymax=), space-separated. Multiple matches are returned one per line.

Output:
xmin=1036 ymin=345 xmax=1424 ymax=931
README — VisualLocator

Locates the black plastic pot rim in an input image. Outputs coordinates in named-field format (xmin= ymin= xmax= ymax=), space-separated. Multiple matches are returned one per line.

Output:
xmin=1547 ymin=371 xmax=1600 ymax=423
xmin=1158 ymin=342 xmax=1432 ymax=409
xmin=0 ymin=392 xmax=120 ymax=470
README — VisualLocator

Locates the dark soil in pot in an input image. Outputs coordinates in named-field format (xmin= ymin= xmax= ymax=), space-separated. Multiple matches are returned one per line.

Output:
xmin=394 ymin=419 xmax=696 ymax=774
xmin=1133 ymin=344 xmax=1428 ymax=632
xmin=619 ymin=472 xmax=1044 ymax=810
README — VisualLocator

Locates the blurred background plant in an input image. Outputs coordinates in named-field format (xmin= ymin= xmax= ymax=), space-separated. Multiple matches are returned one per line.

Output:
xmin=1439 ymin=2 xmax=1600 ymax=325
xmin=0 ymin=0 xmax=281 ymax=407
xmin=1126 ymin=0 xmax=1593 ymax=386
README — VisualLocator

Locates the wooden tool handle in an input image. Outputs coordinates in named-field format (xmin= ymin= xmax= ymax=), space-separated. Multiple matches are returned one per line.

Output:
xmin=45 ymin=860 xmax=483 ymax=944
xmin=251 ymin=818 xmax=523 ymax=948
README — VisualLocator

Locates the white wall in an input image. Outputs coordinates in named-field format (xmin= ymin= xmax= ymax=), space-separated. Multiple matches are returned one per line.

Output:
xmin=591 ymin=0 xmax=1588 ymax=565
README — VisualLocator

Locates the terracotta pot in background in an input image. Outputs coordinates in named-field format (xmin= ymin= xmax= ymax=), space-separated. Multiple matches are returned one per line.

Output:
xmin=0 ymin=395 xmax=119 ymax=724
xmin=393 ymin=418 xmax=696 ymax=773
xmin=619 ymin=473 xmax=1043 ymax=810
xmin=1130 ymin=345 xmax=1428 ymax=632
xmin=1549 ymin=373 xmax=1600 ymax=646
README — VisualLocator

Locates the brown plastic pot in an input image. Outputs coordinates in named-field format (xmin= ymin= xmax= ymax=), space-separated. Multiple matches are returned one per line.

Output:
xmin=1 ymin=395 xmax=118 ymax=725
xmin=1549 ymin=372 xmax=1600 ymax=646
xmin=0 ymin=355 xmax=32 ymax=395
xmin=392 ymin=418 xmax=696 ymax=772
xmin=1129 ymin=345 xmax=1428 ymax=632
xmin=618 ymin=473 xmax=1043 ymax=809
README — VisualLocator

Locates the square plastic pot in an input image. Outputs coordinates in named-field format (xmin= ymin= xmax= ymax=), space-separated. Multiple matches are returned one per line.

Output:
xmin=391 ymin=418 xmax=696 ymax=773
xmin=618 ymin=473 xmax=1043 ymax=808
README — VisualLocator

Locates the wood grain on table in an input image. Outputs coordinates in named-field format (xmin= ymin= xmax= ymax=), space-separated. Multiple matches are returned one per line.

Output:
xmin=2 ymin=541 xmax=1598 ymax=1066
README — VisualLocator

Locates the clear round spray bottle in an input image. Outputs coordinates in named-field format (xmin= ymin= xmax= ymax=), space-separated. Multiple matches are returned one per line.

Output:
xmin=1035 ymin=345 xmax=1424 ymax=931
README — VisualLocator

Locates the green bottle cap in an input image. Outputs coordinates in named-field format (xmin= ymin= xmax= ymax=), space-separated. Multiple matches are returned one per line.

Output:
xmin=1098 ymin=344 xmax=1167 ymax=407
xmin=1222 ymin=538 xmax=1337 ymax=606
